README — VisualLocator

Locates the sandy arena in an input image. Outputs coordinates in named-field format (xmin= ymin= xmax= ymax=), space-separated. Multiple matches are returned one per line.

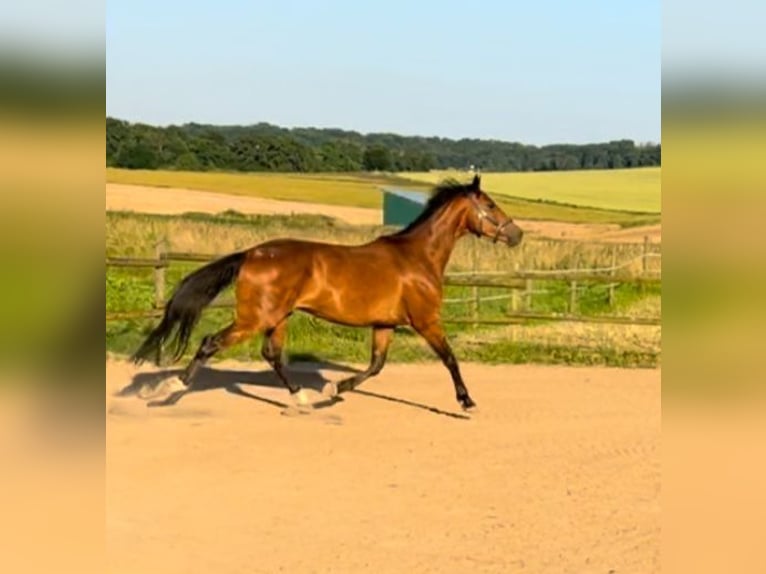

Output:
xmin=107 ymin=358 xmax=660 ymax=573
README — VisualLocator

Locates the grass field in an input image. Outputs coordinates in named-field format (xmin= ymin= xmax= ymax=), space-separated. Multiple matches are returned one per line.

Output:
xmin=107 ymin=168 xmax=661 ymax=226
xmin=401 ymin=167 xmax=661 ymax=213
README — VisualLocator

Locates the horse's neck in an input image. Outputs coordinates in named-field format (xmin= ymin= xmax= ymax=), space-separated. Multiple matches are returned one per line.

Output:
xmin=399 ymin=207 xmax=465 ymax=277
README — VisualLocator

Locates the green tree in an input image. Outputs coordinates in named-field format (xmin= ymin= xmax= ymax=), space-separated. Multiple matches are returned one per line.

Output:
xmin=317 ymin=141 xmax=364 ymax=171
xmin=175 ymin=152 xmax=201 ymax=171
xmin=189 ymin=131 xmax=233 ymax=170
xmin=114 ymin=139 xmax=159 ymax=169
xmin=106 ymin=117 xmax=129 ymax=166
xmin=105 ymin=117 xmax=661 ymax=173
xmin=363 ymin=145 xmax=393 ymax=171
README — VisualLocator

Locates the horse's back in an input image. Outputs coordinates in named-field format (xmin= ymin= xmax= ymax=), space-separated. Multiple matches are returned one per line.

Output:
xmin=244 ymin=238 xmax=407 ymax=326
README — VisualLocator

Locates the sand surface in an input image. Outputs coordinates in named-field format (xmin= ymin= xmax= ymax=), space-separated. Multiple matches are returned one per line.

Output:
xmin=107 ymin=358 xmax=660 ymax=573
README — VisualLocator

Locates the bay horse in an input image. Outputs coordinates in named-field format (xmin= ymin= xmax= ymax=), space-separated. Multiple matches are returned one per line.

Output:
xmin=132 ymin=175 xmax=523 ymax=411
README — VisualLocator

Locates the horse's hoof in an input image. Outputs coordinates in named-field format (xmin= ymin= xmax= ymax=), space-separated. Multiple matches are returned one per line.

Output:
xmin=460 ymin=397 xmax=478 ymax=413
xmin=322 ymin=382 xmax=338 ymax=398
xmin=139 ymin=377 xmax=185 ymax=400
xmin=147 ymin=389 xmax=186 ymax=408
xmin=292 ymin=389 xmax=311 ymax=407
xmin=137 ymin=382 xmax=161 ymax=400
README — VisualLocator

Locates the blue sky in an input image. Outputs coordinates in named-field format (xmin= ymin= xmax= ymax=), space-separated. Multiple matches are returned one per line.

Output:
xmin=106 ymin=0 xmax=660 ymax=145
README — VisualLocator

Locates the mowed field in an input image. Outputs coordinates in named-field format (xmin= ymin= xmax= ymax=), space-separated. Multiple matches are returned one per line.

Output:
xmin=107 ymin=358 xmax=660 ymax=574
xmin=107 ymin=167 xmax=662 ymax=226
xmin=403 ymin=167 xmax=661 ymax=213
xmin=106 ymin=168 xmax=400 ymax=209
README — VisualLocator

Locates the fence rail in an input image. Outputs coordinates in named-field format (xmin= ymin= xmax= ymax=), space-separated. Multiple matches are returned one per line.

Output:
xmin=106 ymin=257 xmax=170 ymax=268
xmin=106 ymin=240 xmax=661 ymax=327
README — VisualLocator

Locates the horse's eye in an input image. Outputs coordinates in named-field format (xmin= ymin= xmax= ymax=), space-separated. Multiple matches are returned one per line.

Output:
xmin=487 ymin=201 xmax=496 ymax=209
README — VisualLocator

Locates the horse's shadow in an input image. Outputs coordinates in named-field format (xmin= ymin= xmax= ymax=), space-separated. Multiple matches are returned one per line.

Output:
xmin=116 ymin=359 xmax=355 ymax=410
xmin=117 ymin=358 xmax=470 ymax=419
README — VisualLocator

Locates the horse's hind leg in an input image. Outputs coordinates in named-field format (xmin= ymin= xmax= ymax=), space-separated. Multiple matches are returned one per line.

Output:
xmin=260 ymin=318 xmax=312 ymax=408
xmin=147 ymin=322 xmax=254 ymax=407
xmin=325 ymin=327 xmax=393 ymax=396
xmin=181 ymin=325 xmax=243 ymax=384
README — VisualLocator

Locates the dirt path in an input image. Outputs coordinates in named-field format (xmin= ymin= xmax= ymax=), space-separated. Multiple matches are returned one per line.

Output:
xmin=107 ymin=358 xmax=660 ymax=574
xmin=517 ymin=219 xmax=661 ymax=243
xmin=106 ymin=183 xmax=382 ymax=225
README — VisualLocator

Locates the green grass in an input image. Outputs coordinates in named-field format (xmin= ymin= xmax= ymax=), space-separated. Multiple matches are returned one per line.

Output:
xmin=107 ymin=314 xmax=658 ymax=370
xmin=402 ymin=167 xmax=661 ymax=213
xmin=106 ymin=272 xmax=659 ymax=369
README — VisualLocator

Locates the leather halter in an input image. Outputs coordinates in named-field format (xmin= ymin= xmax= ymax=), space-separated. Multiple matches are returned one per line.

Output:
xmin=469 ymin=195 xmax=512 ymax=243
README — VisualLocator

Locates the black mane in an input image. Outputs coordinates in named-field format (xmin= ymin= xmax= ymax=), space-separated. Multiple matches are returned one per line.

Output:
xmin=392 ymin=178 xmax=476 ymax=235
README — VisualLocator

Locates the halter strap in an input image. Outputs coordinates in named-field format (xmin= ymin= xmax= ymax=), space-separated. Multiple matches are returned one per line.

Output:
xmin=469 ymin=195 xmax=512 ymax=243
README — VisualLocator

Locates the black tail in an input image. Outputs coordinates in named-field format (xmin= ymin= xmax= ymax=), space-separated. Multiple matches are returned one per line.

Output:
xmin=131 ymin=250 xmax=247 ymax=365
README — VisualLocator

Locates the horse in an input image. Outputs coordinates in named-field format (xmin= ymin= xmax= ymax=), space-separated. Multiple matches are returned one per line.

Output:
xmin=131 ymin=175 xmax=523 ymax=411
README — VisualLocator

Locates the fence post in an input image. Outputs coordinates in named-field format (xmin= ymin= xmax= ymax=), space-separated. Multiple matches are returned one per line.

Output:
xmin=153 ymin=240 xmax=167 ymax=365
xmin=568 ymin=250 xmax=579 ymax=315
xmin=569 ymin=280 xmax=578 ymax=315
xmin=524 ymin=278 xmax=533 ymax=312
xmin=510 ymin=263 xmax=520 ymax=314
xmin=154 ymin=240 xmax=166 ymax=310
xmin=642 ymin=235 xmax=650 ymax=276
xmin=509 ymin=262 xmax=520 ymax=342
xmin=641 ymin=235 xmax=650 ymax=295
xmin=608 ymin=244 xmax=617 ymax=307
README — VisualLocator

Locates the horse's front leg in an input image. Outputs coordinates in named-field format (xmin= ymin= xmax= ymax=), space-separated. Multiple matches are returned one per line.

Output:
xmin=411 ymin=319 xmax=476 ymax=411
xmin=324 ymin=326 xmax=394 ymax=396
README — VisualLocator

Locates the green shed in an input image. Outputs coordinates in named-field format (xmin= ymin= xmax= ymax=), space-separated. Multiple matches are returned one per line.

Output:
xmin=381 ymin=187 xmax=429 ymax=227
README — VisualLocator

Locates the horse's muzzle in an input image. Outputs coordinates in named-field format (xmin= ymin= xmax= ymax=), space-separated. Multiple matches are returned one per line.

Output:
xmin=503 ymin=226 xmax=524 ymax=247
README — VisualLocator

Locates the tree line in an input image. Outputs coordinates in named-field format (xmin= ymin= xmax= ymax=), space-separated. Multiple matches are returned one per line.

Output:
xmin=106 ymin=117 xmax=660 ymax=173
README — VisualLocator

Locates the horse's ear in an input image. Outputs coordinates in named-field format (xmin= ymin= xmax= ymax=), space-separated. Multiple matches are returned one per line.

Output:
xmin=471 ymin=174 xmax=481 ymax=191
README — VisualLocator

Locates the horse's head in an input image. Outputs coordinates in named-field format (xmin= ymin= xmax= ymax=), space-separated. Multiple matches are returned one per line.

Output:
xmin=464 ymin=175 xmax=524 ymax=247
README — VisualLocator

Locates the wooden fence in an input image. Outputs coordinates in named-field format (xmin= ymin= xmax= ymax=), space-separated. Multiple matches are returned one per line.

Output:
xmin=106 ymin=238 xmax=661 ymax=327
